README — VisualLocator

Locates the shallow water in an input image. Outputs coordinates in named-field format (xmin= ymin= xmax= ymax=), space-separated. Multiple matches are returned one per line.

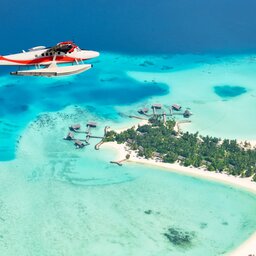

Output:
xmin=126 ymin=54 xmax=256 ymax=140
xmin=2 ymin=159 xmax=256 ymax=256
xmin=1 ymin=106 xmax=256 ymax=255
xmin=0 ymin=53 xmax=256 ymax=255
xmin=1 ymin=53 xmax=256 ymax=160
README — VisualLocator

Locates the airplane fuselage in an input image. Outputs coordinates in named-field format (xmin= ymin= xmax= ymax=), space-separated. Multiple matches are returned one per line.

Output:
xmin=0 ymin=42 xmax=99 ymax=77
xmin=0 ymin=46 xmax=99 ymax=66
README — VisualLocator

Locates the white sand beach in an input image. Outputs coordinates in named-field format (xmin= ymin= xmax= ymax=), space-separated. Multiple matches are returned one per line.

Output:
xmin=102 ymin=141 xmax=256 ymax=256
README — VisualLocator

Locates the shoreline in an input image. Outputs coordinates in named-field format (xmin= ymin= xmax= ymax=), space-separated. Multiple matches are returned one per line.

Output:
xmin=102 ymin=141 xmax=256 ymax=256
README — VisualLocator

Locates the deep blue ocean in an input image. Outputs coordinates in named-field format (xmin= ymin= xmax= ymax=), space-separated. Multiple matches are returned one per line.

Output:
xmin=1 ymin=0 xmax=256 ymax=54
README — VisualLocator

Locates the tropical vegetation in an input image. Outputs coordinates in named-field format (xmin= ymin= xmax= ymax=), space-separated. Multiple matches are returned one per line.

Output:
xmin=104 ymin=117 xmax=256 ymax=181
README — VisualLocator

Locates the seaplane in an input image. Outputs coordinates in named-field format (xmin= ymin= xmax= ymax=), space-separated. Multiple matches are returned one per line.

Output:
xmin=0 ymin=41 xmax=99 ymax=77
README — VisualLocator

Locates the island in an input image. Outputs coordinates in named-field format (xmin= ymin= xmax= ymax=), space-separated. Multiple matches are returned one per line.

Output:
xmin=104 ymin=117 xmax=256 ymax=182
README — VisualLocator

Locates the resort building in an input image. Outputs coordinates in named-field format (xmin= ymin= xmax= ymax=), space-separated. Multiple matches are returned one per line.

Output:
xmin=87 ymin=122 xmax=97 ymax=128
xmin=183 ymin=109 xmax=192 ymax=118
xmin=74 ymin=140 xmax=85 ymax=148
xmin=70 ymin=124 xmax=81 ymax=131
xmin=138 ymin=108 xmax=149 ymax=115
xmin=65 ymin=132 xmax=74 ymax=140
xmin=172 ymin=104 xmax=182 ymax=111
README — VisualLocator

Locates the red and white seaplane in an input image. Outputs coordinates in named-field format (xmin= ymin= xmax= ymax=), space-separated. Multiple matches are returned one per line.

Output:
xmin=0 ymin=41 xmax=99 ymax=77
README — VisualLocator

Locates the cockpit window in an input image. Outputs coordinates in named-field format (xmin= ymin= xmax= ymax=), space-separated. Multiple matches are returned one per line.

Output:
xmin=46 ymin=41 xmax=77 ymax=54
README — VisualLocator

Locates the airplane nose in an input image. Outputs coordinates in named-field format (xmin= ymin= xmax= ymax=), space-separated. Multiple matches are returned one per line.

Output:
xmin=90 ymin=51 xmax=100 ymax=58
xmin=80 ymin=50 xmax=100 ymax=60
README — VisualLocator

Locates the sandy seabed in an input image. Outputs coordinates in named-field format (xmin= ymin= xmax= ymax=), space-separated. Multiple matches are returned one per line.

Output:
xmin=102 ymin=141 xmax=256 ymax=256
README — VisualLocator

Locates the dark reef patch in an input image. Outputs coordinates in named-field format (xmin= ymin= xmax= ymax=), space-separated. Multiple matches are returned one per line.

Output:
xmin=100 ymin=77 xmax=118 ymax=82
xmin=144 ymin=209 xmax=160 ymax=215
xmin=161 ymin=65 xmax=173 ymax=70
xmin=222 ymin=221 xmax=229 ymax=226
xmin=200 ymin=222 xmax=208 ymax=229
xmin=214 ymin=85 xmax=247 ymax=98
xmin=163 ymin=227 xmax=196 ymax=247
xmin=71 ymin=80 xmax=168 ymax=105
xmin=3 ymin=84 xmax=15 ymax=88
xmin=139 ymin=60 xmax=155 ymax=67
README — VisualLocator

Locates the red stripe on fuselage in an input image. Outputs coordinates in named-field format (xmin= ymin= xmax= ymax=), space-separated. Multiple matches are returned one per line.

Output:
xmin=0 ymin=55 xmax=84 ymax=65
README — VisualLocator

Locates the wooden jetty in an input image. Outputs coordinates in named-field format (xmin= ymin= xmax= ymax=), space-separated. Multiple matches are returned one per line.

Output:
xmin=163 ymin=112 xmax=167 ymax=125
xmin=110 ymin=160 xmax=123 ymax=166
xmin=169 ymin=107 xmax=173 ymax=116
xmin=79 ymin=134 xmax=91 ymax=144
xmin=89 ymin=135 xmax=104 ymax=139
xmin=110 ymin=154 xmax=130 ymax=166
xmin=95 ymin=126 xmax=110 ymax=150
xmin=175 ymin=120 xmax=192 ymax=134
xmin=128 ymin=115 xmax=148 ymax=120
xmin=86 ymin=121 xmax=97 ymax=134
xmin=152 ymin=104 xmax=162 ymax=115
xmin=95 ymin=141 xmax=104 ymax=150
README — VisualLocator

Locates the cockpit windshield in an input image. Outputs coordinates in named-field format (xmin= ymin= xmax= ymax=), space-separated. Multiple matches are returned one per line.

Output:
xmin=47 ymin=41 xmax=77 ymax=54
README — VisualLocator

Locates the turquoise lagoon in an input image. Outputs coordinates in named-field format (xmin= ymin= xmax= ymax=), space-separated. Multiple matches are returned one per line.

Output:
xmin=0 ymin=53 xmax=256 ymax=255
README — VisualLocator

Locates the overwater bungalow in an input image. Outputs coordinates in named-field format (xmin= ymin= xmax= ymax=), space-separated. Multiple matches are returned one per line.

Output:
xmin=70 ymin=124 xmax=81 ymax=131
xmin=183 ymin=109 xmax=192 ymax=118
xmin=138 ymin=108 xmax=149 ymax=114
xmin=74 ymin=140 xmax=85 ymax=148
xmin=65 ymin=132 xmax=74 ymax=140
xmin=87 ymin=121 xmax=97 ymax=128
xmin=152 ymin=103 xmax=162 ymax=109
xmin=172 ymin=104 xmax=182 ymax=111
